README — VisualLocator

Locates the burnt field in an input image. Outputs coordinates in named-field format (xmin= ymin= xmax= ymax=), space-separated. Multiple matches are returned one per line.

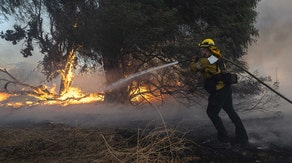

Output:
xmin=0 ymin=104 xmax=292 ymax=162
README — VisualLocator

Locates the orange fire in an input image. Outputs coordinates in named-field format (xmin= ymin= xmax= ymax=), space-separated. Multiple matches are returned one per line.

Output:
xmin=0 ymin=92 xmax=12 ymax=101
xmin=0 ymin=48 xmax=159 ymax=108
xmin=129 ymin=86 xmax=161 ymax=104
xmin=49 ymin=87 xmax=104 ymax=106
xmin=1 ymin=84 xmax=162 ymax=108
xmin=0 ymin=83 xmax=105 ymax=108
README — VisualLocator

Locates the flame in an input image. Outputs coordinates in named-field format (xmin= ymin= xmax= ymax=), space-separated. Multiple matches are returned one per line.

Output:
xmin=130 ymin=86 xmax=160 ymax=103
xmin=60 ymin=49 xmax=76 ymax=95
xmin=1 ymin=44 xmax=168 ymax=108
xmin=1 ymin=49 xmax=159 ymax=108
xmin=1 ymin=87 xmax=104 ymax=108
xmin=34 ymin=85 xmax=105 ymax=106
xmin=0 ymin=48 xmax=106 ymax=108
xmin=1 ymin=84 xmax=162 ymax=108
xmin=0 ymin=92 xmax=12 ymax=101
xmin=52 ymin=87 xmax=104 ymax=106
xmin=6 ymin=102 xmax=23 ymax=108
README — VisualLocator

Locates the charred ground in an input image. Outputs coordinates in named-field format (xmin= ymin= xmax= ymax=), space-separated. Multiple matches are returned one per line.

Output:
xmin=0 ymin=113 xmax=291 ymax=163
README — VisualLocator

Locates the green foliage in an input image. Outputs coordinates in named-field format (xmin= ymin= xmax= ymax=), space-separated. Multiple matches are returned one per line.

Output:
xmin=0 ymin=0 xmax=261 ymax=103
xmin=92 ymin=0 xmax=179 ymax=56
xmin=0 ymin=25 xmax=25 ymax=45
xmin=165 ymin=0 xmax=260 ymax=58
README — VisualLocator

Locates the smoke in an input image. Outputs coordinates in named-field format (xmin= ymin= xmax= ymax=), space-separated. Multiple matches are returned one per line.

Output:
xmin=0 ymin=0 xmax=291 ymax=148
xmin=246 ymin=0 xmax=292 ymax=99
xmin=244 ymin=0 xmax=292 ymax=146
xmin=244 ymin=108 xmax=292 ymax=147
xmin=1 ymin=101 xmax=292 ymax=147
xmin=0 ymin=61 xmax=291 ymax=147
xmin=0 ymin=102 xmax=208 ymax=128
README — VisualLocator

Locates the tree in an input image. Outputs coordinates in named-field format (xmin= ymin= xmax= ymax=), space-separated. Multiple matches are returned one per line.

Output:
xmin=1 ymin=0 xmax=102 ymax=96
xmin=0 ymin=0 xmax=261 ymax=104
xmin=92 ymin=0 xmax=180 ymax=103
xmin=165 ymin=0 xmax=259 ymax=58
xmin=0 ymin=0 xmax=22 ymax=18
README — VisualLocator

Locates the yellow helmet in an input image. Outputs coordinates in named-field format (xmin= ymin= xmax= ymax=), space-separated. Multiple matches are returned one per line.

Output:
xmin=198 ymin=38 xmax=215 ymax=48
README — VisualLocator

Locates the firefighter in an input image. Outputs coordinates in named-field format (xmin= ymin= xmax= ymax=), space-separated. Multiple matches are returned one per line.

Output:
xmin=190 ymin=38 xmax=248 ymax=146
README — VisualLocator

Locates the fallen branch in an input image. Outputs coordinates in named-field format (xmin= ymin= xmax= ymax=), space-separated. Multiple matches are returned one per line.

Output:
xmin=0 ymin=68 xmax=53 ymax=97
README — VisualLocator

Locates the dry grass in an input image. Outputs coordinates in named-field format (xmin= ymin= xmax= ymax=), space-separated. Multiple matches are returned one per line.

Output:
xmin=0 ymin=122 xmax=193 ymax=163
xmin=0 ymin=121 xmax=291 ymax=163
xmin=0 ymin=123 xmax=107 ymax=162
xmin=101 ymin=121 xmax=193 ymax=163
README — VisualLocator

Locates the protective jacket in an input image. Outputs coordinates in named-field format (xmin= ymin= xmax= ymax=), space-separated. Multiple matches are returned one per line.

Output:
xmin=190 ymin=56 xmax=225 ymax=92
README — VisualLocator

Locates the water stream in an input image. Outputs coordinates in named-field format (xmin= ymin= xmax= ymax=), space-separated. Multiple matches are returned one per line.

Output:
xmin=102 ymin=61 xmax=179 ymax=92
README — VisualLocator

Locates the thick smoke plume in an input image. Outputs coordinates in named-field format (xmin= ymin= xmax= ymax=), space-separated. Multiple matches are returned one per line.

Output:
xmin=246 ymin=0 xmax=292 ymax=98
xmin=243 ymin=0 xmax=292 ymax=146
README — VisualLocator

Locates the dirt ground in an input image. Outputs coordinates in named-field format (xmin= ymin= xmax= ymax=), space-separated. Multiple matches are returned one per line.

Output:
xmin=0 ymin=120 xmax=291 ymax=163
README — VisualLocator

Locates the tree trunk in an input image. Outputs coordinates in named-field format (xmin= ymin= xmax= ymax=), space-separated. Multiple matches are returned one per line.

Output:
xmin=59 ymin=49 xmax=76 ymax=95
xmin=103 ymin=56 xmax=129 ymax=104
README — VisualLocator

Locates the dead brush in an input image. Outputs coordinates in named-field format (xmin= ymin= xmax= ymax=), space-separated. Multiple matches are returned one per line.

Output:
xmin=99 ymin=96 xmax=195 ymax=162
xmin=101 ymin=122 xmax=191 ymax=163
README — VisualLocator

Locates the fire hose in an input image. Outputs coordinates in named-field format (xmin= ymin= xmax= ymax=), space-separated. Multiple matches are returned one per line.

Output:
xmin=222 ymin=57 xmax=292 ymax=105
xmin=179 ymin=58 xmax=292 ymax=104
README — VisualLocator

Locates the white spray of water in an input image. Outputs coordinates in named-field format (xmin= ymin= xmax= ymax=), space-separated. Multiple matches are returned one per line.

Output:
xmin=102 ymin=61 xmax=179 ymax=92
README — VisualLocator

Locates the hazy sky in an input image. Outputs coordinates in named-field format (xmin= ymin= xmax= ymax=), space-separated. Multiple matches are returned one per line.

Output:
xmin=246 ymin=0 xmax=292 ymax=99
xmin=0 ymin=0 xmax=292 ymax=101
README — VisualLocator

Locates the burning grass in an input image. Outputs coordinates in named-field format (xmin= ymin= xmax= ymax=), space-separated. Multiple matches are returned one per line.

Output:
xmin=0 ymin=67 xmax=165 ymax=108
xmin=0 ymin=67 xmax=105 ymax=108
